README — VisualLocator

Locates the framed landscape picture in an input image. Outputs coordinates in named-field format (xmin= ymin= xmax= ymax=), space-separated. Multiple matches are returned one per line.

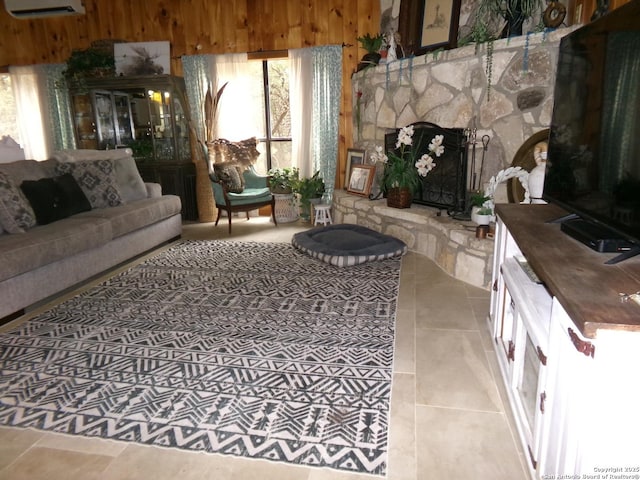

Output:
xmin=399 ymin=0 xmax=461 ymax=56
xmin=114 ymin=41 xmax=170 ymax=76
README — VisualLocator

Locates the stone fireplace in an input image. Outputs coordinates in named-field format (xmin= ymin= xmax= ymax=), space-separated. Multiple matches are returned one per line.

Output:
xmin=332 ymin=190 xmax=494 ymax=289
xmin=383 ymin=122 xmax=468 ymax=213
xmin=342 ymin=26 xmax=580 ymax=288
xmin=351 ymin=26 xmax=578 ymax=193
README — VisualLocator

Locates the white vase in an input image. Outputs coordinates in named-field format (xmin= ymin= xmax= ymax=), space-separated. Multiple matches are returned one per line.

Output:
xmin=471 ymin=206 xmax=492 ymax=225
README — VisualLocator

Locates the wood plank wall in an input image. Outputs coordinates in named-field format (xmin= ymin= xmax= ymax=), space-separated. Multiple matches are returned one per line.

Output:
xmin=0 ymin=0 xmax=381 ymax=188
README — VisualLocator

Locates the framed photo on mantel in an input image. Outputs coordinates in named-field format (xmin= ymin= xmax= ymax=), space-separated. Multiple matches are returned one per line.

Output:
xmin=345 ymin=148 xmax=367 ymax=190
xmin=398 ymin=0 xmax=461 ymax=56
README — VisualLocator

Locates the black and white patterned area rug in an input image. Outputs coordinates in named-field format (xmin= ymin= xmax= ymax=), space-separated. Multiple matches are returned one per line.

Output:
xmin=0 ymin=240 xmax=401 ymax=475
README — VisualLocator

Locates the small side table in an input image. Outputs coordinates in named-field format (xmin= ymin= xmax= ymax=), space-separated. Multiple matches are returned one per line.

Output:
xmin=313 ymin=203 xmax=332 ymax=226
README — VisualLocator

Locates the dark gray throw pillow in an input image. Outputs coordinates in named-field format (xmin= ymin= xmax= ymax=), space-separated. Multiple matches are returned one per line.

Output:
xmin=20 ymin=174 xmax=92 ymax=225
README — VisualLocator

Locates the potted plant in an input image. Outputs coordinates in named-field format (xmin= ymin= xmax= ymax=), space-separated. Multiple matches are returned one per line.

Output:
xmin=293 ymin=171 xmax=325 ymax=221
xmin=469 ymin=191 xmax=494 ymax=224
xmin=62 ymin=45 xmax=116 ymax=84
xmin=267 ymin=167 xmax=299 ymax=194
xmin=471 ymin=0 xmax=544 ymax=39
xmin=378 ymin=125 xmax=444 ymax=208
xmin=356 ymin=33 xmax=385 ymax=71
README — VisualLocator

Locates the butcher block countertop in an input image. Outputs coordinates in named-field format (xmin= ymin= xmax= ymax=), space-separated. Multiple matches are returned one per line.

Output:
xmin=496 ymin=203 xmax=640 ymax=339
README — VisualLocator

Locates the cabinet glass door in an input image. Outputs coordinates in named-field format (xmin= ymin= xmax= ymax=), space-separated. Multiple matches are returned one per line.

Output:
xmin=499 ymin=286 xmax=515 ymax=367
xmin=113 ymin=92 xmax=134 ymax=146
xmin=72 ymin=93 xmax=97 ymax=149
xmin=148 ymin=89 xmax=174 ymax=161
xmin=92 ymin=90 xmax=116 ymax=149
xmin=173 ymin=95 xmax=189 ymax=162
xmin=518 ymin=332 xmax=540 ymax=428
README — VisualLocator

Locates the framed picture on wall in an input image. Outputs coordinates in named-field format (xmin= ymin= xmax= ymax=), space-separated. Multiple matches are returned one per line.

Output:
xmin=347 ymin=164 xmax=376 ymax=197
xmin=345 ymin=148 xmax=366 ymax=189
xmin=114 ymin=41 xmax=171 ymax=76
xmin=398 ymin=0 xmax=461 ymax=56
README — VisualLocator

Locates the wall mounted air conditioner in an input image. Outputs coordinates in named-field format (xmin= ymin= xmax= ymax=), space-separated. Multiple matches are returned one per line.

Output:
xmin=4 ymin=0 xmax=85 ymax=18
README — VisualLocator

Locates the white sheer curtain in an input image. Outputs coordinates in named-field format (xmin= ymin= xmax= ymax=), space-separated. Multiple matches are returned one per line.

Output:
xmin=9 ymin=65 xmax=53 ymax=160
xmin=288 ymin=46 xmax=341 ymax=193
xmin=288 ymin=49 xmax=314 ymax=179
xmin=210 ymin=53 xmax=264 ymax=141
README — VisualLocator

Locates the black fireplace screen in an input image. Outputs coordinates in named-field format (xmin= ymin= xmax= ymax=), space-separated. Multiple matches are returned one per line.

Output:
xmin=384 ymin=122 xmax=468 ymax=213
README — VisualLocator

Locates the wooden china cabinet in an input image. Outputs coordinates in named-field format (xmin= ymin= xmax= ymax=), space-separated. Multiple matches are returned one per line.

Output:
xmin=69 ymin=74 xmax=198 ymax=220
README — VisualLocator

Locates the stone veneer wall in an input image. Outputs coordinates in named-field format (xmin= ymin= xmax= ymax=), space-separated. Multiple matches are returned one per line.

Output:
xmin=342 ymin=26 xmax=582 ymax=289
xmin=351 ymin=26 xmax=578 ymax=193
xmin=332 ymin=190 xmax=494 ymax=289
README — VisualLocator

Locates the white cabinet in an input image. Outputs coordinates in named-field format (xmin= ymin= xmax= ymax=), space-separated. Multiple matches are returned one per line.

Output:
xmin=491 ymin=218 xmax=553 ymax=477
xmin=490 ymin=211 xmax=640 ymax=480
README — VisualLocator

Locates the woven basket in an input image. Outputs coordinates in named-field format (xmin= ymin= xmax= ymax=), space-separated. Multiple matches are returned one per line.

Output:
xmin=386 ymin=187 xmax=413 ymax=208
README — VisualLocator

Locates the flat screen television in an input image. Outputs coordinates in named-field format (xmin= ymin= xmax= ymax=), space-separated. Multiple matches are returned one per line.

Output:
xmin=543 ymin=0 xmax=640 ymax=264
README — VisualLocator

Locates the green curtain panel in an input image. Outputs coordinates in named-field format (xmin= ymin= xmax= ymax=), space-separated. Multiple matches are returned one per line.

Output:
xmin=181 ymin=54 xmax=209 ymax=143
xmin=45 ymin=64 xmax=75 ymax=151
xmin=311 ymin=45 xmax=342 ymax=197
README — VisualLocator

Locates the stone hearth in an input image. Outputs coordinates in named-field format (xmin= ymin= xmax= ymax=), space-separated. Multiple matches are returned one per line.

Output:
xmin=332 ymin=190 xmax=494 ymax=289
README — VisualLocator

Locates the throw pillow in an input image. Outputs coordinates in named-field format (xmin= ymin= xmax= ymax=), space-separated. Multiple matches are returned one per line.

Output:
xmin=236 ymin=166 xmax=246 ymax=189
xmin=214 ymin=164 xmax=244 ymax=193
xmin=0 ymin=170 xmax=37 ymax=233
xmin=113 ymin=156 xmax=147 ymax=202
xmin=53 ymin=150 xmax=147 ymax=203
xmin=55 ymin=159 xmax=123 ymax=209
xmin=20 ymin=174 xmax=91 ymax=225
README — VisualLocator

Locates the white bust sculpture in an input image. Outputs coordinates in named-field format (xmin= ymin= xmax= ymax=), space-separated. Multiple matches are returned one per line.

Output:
xmin=529 ymin=141 xmax=548 ymax=204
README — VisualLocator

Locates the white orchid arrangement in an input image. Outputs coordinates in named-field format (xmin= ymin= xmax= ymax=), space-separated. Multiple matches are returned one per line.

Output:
xmin=479 ymin=166 xmax=531 ymax=214
xmin=373 ymin=125 xmax=445 ymax=193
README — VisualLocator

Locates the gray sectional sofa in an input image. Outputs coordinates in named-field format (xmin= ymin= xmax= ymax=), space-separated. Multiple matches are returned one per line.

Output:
xmin=0 ymin=149 xmax=182 ymax=319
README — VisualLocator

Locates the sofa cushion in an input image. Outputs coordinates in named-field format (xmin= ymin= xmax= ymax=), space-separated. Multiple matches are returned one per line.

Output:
xmin=20 ymin=174 xmax=92 ymax=225
xmin=78 ymin=195 xmax=182 ymax=238
xmin=55 ymin=159 xmax=123 ymax=209
xmin=0 ymin=170 xmax=37 ymax=233
xmin=0 ymin=216 xmax=112 ymax=282
xmin=53 ymin=149 xmax=147 ymax=203
xmin=0 ymin=159 xmax=59 ymax=184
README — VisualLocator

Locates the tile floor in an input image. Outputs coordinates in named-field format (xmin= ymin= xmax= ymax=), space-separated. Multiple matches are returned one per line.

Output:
xmin=0 ymin=217 xmax=529 ymax=480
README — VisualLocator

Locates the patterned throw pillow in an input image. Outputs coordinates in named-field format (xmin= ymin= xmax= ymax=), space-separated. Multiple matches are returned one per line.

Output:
xmin=0 ymin=170 xmax=37 ymax=233
xmin=55 ymin=159 xmax=123 ymax=209
xmin=214 ymin=164 xmax=244 ymax=193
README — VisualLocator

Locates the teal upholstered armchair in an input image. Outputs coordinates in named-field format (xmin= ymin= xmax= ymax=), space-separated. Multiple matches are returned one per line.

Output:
xmin=206 ymin=139 xmax=277 ymax=233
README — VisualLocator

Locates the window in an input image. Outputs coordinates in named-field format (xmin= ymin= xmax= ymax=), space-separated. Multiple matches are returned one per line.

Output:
xmin=247 ymin=58 xmax=292 ymax=174
xmin=0 ymin=73 xmax=20 ymax=144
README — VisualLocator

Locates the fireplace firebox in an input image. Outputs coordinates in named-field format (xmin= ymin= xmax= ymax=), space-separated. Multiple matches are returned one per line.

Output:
xmin=384 ymin=122 xmax=468 ymax=213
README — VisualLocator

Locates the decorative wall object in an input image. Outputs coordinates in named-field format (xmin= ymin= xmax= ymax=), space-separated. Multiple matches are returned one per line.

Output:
xmin=114 ymin=41 xmax=171 ymax=76
xmin=398 ymin=0 xmax=462 ymax=55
